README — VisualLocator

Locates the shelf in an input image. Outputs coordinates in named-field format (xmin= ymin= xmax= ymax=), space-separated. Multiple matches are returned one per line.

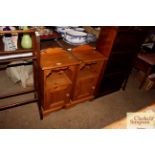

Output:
xmin=0 ymin=29 xmax=40 ymax=112
xmin=0 ymin=29 xmax=36 ymax=34
xmin=0 ymin=56 xmax=36 ymax=63
xmin=40 ymin=32 xmax=61 ymax=41
xmin=111 ymin=49 xmax=138 ymax=54
xmin=104 ymin=70 xmax=128 ymax=78
xmin=0 ymin=61 xmax=32 ymax=70
xmin=0 ymin=29 xmax=36 ymax=54
xmin=0 ymin=87 xmax=35 ymax=99
xmin=0 ymin=49 xmax=33 ymax=55
xmin=0 ymin=97 xmax=38 ymax=111
xmin=0 ymin=30 xmax=37 ymax=62
xmin=0 ymin=52 xmax=33 ymax=59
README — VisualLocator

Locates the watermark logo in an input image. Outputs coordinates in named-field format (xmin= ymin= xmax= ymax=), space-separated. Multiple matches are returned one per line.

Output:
xmin=127 ymin=112 xmax=155 ymax=129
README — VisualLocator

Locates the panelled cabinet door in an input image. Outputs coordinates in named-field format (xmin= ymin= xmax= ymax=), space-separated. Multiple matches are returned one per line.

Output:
xmin=43 ymin=69 xmax=72 ymax=110
xmin=45 ymin=85 xmax=71 ymax=109
xmin=72 ymin=65 xmax=98 ymax=100
xmin=73 ymin=76 xmax=97 ymax=100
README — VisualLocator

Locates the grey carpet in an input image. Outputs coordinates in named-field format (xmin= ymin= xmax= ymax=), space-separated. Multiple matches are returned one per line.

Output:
xmin=0 ymin=70 xmax=155 ymax=129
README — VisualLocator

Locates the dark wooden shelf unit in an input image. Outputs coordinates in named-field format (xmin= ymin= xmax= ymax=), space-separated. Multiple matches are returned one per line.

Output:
xmin=96 ymin=26 xmax=148 ymax=96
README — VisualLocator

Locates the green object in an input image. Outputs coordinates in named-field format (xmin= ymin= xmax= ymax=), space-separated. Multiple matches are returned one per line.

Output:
xmin=21 ymin=26 xmax=32 ymax=49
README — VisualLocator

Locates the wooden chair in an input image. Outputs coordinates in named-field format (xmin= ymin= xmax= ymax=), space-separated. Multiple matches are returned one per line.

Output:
xmin=134 ymin=52 xmax=155 ymax=88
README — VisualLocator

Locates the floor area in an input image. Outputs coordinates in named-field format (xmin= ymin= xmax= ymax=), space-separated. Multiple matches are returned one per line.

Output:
xmin=0 ymin=70 xmax=155 ymax=129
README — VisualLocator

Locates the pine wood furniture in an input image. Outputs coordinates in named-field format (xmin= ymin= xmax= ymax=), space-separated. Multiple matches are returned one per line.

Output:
xmin=0 ymin=29 xmax=40 ymax=110
xmin=39 ymin=48 xmax=80 ymax=116
xmin=39 ymin=45 xmax=105 ymax=117
xmin=69 ymin=45 xmax=105 ymax=105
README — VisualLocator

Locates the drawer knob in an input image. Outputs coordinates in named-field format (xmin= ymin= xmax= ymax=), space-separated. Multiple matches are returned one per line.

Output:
xmin=66 ymin=93 xmax=70 ymax=97
xmin=92 ymin=86 xmax=95 ymax=90
xmin=56 ymin=62 xmax=62 ymax=66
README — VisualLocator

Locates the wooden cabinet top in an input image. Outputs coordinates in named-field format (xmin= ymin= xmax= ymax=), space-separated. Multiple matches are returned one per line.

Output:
xmin=40 ymin=48 xmax=80 ymax=70
xmin=72 ymin=45 xmax=106 ymax=63
xmin=40 ymin=45 xmax=106 ymax=70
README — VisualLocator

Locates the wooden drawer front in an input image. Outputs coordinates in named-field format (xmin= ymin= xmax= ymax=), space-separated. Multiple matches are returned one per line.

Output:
xmin=105 ymin=53 xmax=135 ymax=74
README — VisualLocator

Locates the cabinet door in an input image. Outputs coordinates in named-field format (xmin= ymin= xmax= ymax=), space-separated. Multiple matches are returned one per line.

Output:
xmin=45 ymin=85 xmax=71 ymax=109
xmin=72 ymin=66 xmax=98 ymax=100
xmin=73 ymin=77 xmax=97 ymax=100
xmin=43 ymin=70 xmax=72 ymax=110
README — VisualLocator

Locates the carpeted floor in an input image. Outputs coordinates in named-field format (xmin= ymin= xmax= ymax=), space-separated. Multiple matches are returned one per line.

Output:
xmin=0 ymin=70 xmax=155 ymax=129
